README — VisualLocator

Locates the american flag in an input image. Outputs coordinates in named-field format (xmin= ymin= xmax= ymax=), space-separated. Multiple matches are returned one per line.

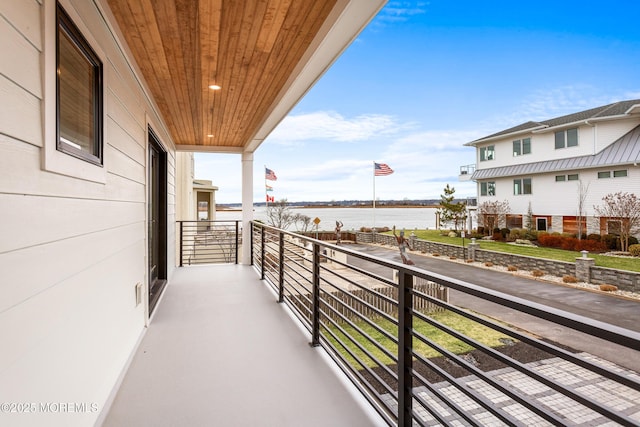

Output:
xmin=374 ymin=162 xmax=394 ymax=176
xmin=265 ymin=167 xmax=277 ymax=181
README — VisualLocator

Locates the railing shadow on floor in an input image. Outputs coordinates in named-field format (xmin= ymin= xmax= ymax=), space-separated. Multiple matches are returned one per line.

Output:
xmin=251 ymin=221 xmax=640 ymax=427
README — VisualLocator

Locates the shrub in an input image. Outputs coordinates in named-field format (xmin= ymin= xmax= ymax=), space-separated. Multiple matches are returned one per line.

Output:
xmin=524 ymin=230 xmax=538 ymax=241
xmin=575 ymin=239 xmax=607 ymax=253
xmin=507 ymin=265 xmax=518 ymax=271
xmin=492 ymin=228 xmax=503 ymax=241
xmin=630 ymin=236 xmax=639 ymax=246
xmin=602 ymin=234 xmax=620 ymax=250
xmin=449 ymin=256 xmax=457 ymax=260
xmin=500 ymin=228 xmax=510 ymax=239
xmin=432 ymin=253 xmax=440 ymax=257
xmin=629 ymin=244 xmax=640 ymax=257
xmin=477 ymin=226 xmax=485 ymax=235
xmin=538 ymin=232 xmax=563 ymax=248
xmin=465 ymin=259 xmax=473 ymax=263
xmin=531 ymin=269 xmax=544 ymax=277
xmin=587 ymin=233 xmax=602 ymax=241
xmin=599 ymin=284 xmax=618 ymax=292
xmin=562 ymin=275 xmax=578 ymax=283
xmin=484 ymin=261 xmax=493 ymax=267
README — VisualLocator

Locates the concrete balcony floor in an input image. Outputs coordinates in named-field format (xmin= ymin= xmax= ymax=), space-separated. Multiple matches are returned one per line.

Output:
xmin=103 ymin=264 xmax=386 ymax=427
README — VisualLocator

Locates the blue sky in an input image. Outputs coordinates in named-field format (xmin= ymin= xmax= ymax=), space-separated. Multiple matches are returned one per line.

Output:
xmin=196 ymin=0 xmax=640 ymax=204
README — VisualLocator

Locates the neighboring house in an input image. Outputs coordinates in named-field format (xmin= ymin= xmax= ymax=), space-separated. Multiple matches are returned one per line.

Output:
xmin=462 ymin=100 xmax=640 ymax=236
xmin=0 ymin=1 xmax=384 ymax=426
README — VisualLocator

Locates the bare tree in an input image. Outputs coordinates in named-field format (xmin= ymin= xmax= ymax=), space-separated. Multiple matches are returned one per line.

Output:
xmin=576 ymin=180 xmax=590 ymax=239
xmin=594 ymin=192 xmax=640 ymax=252
xmin=477 ymin=200 xmax=510 ymax=234
xmin=292 ymin=213 xmax=312 ymax=232
xmin=266 ymin=199 xmax=295 ymax=229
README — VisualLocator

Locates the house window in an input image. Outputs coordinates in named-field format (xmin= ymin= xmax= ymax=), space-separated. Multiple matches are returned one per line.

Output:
xmin=556 ymin=173 xmax=579 ymax=182
xmin=506 ymin=214 xmax=523 ymax=229
xmin=57 ymin=4 xmax=103 ymax=165
xmin=480 ymin=181 xmax=495 ymax=196
xmin=613 ymin=169 xmax=628 ymax=178
xmin=480 ymin=145 xmax=494 ymax=161
xmin=598 ymin=171 xmax=611 ymax=179
xmin=513 ymin=178 xmax=532 ymax=195
xmin=512 ymin=138 xmax=531 ymax=156
xmin=554 ymin=128 xmax=578 ymax=149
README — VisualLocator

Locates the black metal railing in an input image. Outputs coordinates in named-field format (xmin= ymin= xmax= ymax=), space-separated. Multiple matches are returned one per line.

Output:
xmin=178 ymin=220 xmax=240 ymax=266
xmin=250 ymin=221 xmax=640 ymax=426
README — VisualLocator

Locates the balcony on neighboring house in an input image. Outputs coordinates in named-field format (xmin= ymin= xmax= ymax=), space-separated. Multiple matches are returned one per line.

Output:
xmin=459 ymin=164 xmax=476 ymax=181
xmin=105 ymin=222 xmax=640 ymax=426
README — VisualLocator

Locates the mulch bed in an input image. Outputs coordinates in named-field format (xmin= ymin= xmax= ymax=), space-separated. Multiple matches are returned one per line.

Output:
xmin=360 ymin=340 xmax=575 ymax=394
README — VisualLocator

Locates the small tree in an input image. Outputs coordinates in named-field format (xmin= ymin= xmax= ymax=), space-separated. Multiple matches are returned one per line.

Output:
xmin=438 ymin=184 xmax=467 ymax=231
xmin=576 ymin=180 xmax=590 ymax=239
xmin=594 ymin=192 xmax=640 ymax=252
xmin=524 ymin=201 xmax=534 ymax=236
xmin=292 ymin=213 xmax=312 ymax=232
xmin=477 ymin=200 xmax=510 ymax=234
xmin=266 ymin=199 xmax=295 ymax=229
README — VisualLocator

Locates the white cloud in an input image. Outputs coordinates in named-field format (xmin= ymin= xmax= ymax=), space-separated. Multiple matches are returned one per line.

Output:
xmin=374 ymin=1 xmax=429 ymax=24
xmin=266 ymin=111 xmax=403 ymax=144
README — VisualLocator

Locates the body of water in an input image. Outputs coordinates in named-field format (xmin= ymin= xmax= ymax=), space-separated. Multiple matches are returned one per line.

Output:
xmin=215 ymin=206 xmax=439 ymax=231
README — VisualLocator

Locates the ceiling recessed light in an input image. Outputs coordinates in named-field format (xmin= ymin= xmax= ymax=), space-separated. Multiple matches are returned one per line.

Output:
xmin=208 ymin=84 xmax=221 ymax=90
xmin=207 ymin=134 xmax=214 ymax=138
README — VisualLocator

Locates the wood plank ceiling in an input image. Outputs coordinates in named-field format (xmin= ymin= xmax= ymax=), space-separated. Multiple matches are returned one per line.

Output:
xmin=106 ymin=0 xmax=338 ymax=151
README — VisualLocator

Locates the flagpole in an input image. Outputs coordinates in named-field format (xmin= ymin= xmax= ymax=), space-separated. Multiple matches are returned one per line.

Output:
xmin=372 ymin=161 xmax=376 ymax=232
xmin=264 ymin=164 xmax=268 ymax=207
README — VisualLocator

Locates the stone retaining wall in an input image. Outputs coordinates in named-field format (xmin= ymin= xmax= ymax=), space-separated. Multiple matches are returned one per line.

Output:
xmin=354 ymin=232 xmax=640 ymax=293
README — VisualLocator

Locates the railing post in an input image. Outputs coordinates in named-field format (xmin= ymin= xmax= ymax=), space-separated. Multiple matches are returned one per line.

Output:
xmin=310 ymin=242 xmax=321 ymax=347
xmin=235 ymin=220 xmax=239 ymax=264
xmin=250 ymin=222 xmax=254 ymax=266
xmin=278 ymin=231 xmax=285 ymax=303
xmin=260 ymin=226 xmax=265 ymax=280
xmin=179 ymin=221 xmax=183 ymax=267
xmin=398 ymin=270 xmax=414 ymax=426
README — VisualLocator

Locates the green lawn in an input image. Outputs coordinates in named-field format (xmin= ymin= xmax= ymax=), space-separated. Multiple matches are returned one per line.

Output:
xmin=384 ymin=230 xmax=640 ymax=272
xmin=325 ymin=311 xmax=511 ymax=369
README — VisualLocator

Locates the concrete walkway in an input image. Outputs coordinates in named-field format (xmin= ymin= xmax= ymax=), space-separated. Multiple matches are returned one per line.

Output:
xmin=347 ymin=243 xmax=640 ymax=373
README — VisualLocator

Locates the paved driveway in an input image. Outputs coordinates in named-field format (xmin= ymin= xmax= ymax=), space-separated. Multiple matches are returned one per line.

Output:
xmin=346 ymin=243 xmax=640 ymax=372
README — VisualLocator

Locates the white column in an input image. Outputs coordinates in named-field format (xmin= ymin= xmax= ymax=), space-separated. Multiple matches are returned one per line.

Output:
xmin=241 ymin=151 xmax=254 ymax=264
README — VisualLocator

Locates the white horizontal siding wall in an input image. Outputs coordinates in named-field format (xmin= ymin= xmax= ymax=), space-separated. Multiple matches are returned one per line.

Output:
xmin=478 ymin=167 xmax=640 ymax=230
xmin=0 ymin=1 xmax=176 ymax=426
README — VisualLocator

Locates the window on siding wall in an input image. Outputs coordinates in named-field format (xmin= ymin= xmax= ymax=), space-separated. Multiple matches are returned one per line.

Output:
xmin=480 ymin=181 xmax=495 ymax=196
xmin=554 ymin=128 xmax=578 ymax=149
xmin=57 ymin=3 xmax=103 ymax=165
xmin=568 ymin=173 xmax=579 ymax=181
xmin=613 ymin=169 xmax=628 ymax=177
xmin=598 ymin=171 xmax=611 ymax=179
xmin=555 ymin=175 xmax=566 ymax=182
xmin=513 ymin=178 xmax=532 ymax=195
xmin=480 ymin=145 xmax=494 ymax=161
xmin=512 ymin=138 xmax=531 ymax=156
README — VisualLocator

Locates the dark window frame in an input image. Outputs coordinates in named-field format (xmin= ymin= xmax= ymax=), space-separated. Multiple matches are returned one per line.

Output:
xmin=56 ymin=3 xmax=103 ymax=166
xmin=480 ymin=145 xmax=495 ymax=161
xmin=480 ymin=181 xmax=496 ymax=196
xmin=554 ymin=128 xmax=578 ymax=149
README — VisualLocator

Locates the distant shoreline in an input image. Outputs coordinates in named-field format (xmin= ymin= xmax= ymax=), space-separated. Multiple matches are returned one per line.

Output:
xmin=297 ymin=204 xmax=440 ymax=209
xmin=217 ymin=204 xmax=440 ymax=211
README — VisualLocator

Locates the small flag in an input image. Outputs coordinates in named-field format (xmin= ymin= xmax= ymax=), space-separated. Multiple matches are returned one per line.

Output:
xmin=374 ymin=162 xmax=394 ymax=176
xmin=266 ymin=184 xmax=273 ymax=192
xmin=266 ymin=195 xmax=274 ymax=203
xmin=265 ymin=167 xmax=277 ymax=181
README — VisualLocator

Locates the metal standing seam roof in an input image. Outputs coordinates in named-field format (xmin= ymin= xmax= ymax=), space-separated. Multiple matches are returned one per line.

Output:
xmin=471 ymin=124 xmax=640 ymax=180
